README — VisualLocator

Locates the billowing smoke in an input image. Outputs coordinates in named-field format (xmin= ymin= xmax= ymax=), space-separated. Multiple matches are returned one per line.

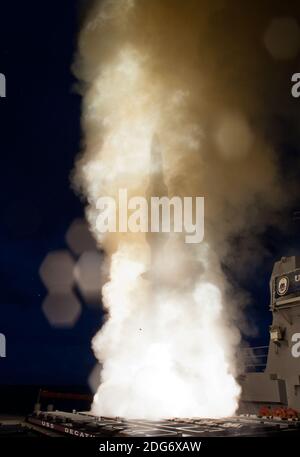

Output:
xmin=73 ymin=0 xmax=299 ymax=418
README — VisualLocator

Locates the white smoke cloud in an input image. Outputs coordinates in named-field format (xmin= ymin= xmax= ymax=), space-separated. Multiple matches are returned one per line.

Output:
xmin=73 ymin=0 xmax=299 ymax=418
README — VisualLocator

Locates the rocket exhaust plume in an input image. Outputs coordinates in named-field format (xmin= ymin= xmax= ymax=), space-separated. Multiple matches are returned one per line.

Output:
xmin=73 ymin=0 xmax=294 ymax=418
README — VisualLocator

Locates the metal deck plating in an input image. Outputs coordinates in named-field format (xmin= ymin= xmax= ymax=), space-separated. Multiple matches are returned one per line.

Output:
xmin=27 ymin=411 xmax=300 ymax=437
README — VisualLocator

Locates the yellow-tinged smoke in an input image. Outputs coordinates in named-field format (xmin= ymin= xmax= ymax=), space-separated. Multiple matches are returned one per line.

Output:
xmin=73 ymin=0 xmax=298 ymax=418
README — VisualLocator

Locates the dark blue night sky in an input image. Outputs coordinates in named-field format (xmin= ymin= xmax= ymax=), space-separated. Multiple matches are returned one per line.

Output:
xmin=0 ymin=1 xmax=100 ymax=387
xmin=0 ymin=1 xmax=299 ymax=390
